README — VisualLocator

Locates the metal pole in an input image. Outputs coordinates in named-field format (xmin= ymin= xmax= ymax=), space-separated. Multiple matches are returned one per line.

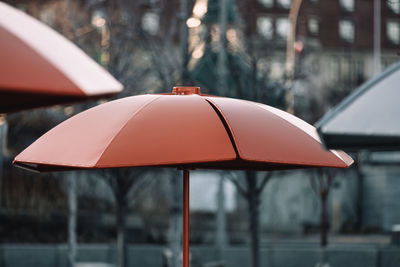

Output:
xmin=182 ymin=170 xmax=190 ymax=267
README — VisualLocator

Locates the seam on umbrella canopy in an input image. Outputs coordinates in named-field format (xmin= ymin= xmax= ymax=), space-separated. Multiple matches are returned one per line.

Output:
xmin=95 ymin=94 xmax=237 ymax=167
xmin=253 ymin=102 xmax=320 ymax=142
xmin=252 ymin=102 xmax=353 ymax=166
xmin=248 ymin=101 xmax=352 ymax=167
xmin=206 ymin=96 xmax=352 ymax=168
xmin=92 ymin=95 xmax=162 ymax=167
xmin=204 ymin=97 xmax=242 ymax=154
xmin=0 ymin=2 xmax=122 ymax=95
xmin=204 ymin=99 xmax=240 ymax=157
xmin=13 ymin=95 xmax=161 ymax=168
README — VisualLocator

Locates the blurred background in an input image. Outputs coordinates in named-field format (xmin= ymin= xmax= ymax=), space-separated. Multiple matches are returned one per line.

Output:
xmin=0 ymin=0 xmax=399 ymax=266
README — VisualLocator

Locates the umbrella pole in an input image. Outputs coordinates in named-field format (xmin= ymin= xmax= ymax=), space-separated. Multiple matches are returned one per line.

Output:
xmin=183 ymin=169 xmax=190 ymax=267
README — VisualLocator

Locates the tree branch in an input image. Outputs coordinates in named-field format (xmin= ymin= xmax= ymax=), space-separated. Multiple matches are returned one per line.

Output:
xmin=308 ymin=170 xmax=318 ymax=195
xmin=256 ymin=172 xmax=273 ymax=195
xmin=226 ymin=172 xmax=248 ymax=198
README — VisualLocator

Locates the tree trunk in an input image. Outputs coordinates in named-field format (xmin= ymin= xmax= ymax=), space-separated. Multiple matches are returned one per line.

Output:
xmin=68 ymin=172 xmax=77 ymax=267
xmin=320 ymin=189 xmax=328 ymax=247
xmin=246 ymin=172 xmax=260 ymax=267
xmin=116 ymin=195 xmax=127 ymax=267
xmin=179 ymin=0 xmax=189 ymax=84
xmin=216 ymin=175 xmax=227 ymax=260
xmin=168 ymin=172 xmax=182 ymax=267
xmin=217 ymin=0 xmax=228 ymax=96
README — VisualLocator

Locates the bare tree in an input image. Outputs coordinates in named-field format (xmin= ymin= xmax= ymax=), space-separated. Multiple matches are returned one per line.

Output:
xmin=101 ymin=168 xmax=155 ymax=267
xmin=215 ymin=173 xmax=228 ymax=262
xmin=308 ymin=168 xmax=339 ymax=267
xmin=67 ymin=172 xmax=78 ymax=267
xmin=228 ymin=171 xmax=273 ymax=267
xmin=309 ymin=169 xmax=334 ymax=248
xmin=180 ymin=0 xmax=190 ymax=84
xmin=167 ymin=171 xmax=183 ymax=267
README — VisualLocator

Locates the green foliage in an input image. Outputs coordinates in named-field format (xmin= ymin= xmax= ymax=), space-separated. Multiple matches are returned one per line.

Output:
xmin=203 ymin=0 xmax=240 ymax=24
xmin=190 ymin=47 xmax=286 ymax=108
xmin=191 ymin=0 xmax=286 ymax=108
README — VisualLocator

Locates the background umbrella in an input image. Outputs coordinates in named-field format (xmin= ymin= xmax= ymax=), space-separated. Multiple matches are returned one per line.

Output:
xmin=14 ymin=87 xmax=353 ymax=267
xmin=0 ymin=2 xmax=123 ymax=267
xmin=316 ymin=62 xmax=400 ymax=151
xmin=0 ymin=1 xmax=123 ymax=113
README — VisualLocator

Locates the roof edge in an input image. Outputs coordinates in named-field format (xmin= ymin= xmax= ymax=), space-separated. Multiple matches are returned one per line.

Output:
xmin=316 ymin=62 xmax=400 ymax=130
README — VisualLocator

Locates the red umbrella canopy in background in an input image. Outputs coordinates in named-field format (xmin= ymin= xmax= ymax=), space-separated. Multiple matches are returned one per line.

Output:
xmin=0 ymin=2 xmax=123 ymax=113
xmin=14 ymin=86 xmax=353 ymax=267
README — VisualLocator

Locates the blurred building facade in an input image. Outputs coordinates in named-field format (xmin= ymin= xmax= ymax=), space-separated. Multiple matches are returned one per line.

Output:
xmin=246 ymin=0 xmax=399 ymax=85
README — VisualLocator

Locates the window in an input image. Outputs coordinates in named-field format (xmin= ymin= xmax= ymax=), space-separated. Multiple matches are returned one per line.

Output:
xmin=387 ymin=0 xmax=400 ymax=14
xmin=277 ymin=0 xmax=292 ymax=9
xmin=142 ymin=12 xmax=159 ymax=35
xmin=387 ymin=20 xmax=400 ymax=44
xmin=276 ymin=18 xmax=289 ymax=38
xmin=340 ymin=0 xmax=354 ymax=11
xmin=257 ymin=17 xmax=273 ymax=39
xmin=308 ymin=18 xmax=319 ymax=35
xmin=259 ymin=0 xmax=273 ymax=8
xmin=339 ymin=19 xmax=354 ymax=43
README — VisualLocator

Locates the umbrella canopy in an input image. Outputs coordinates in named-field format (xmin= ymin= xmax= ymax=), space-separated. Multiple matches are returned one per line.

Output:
xmin=14 ymin=87 xmax=353 ymax=267
xmin=14 ymin=87 xmax=352 ymax=172
xmin=316 ymin=62 xmax=400 ymax=151
xmin=0 ymin=2 xmax=123 ymax=113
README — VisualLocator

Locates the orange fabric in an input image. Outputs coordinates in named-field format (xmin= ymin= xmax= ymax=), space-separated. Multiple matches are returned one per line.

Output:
xmin=0 ymin=2 xmax=122 ymax=113
xmin=0 ymin=25 xmax=82 ymax=96
xmin=206 ymin=97 xmax=351 ymax=168
xmin=14 ymin=90 xmax=353 ymax=172
xmin=97 ymin=95 xmax=236 ymax=167
xmin=15 ymin=94 xmax=237 ymax=169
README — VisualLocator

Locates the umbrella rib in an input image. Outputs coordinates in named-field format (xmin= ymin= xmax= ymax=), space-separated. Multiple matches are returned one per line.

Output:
xmin=204 ymin=99 xmax=240 ymax=159
xmin=249 ymin=102 xmax=351 ymax=166
xmin=93 ymin=95 xmax=162 ymax=167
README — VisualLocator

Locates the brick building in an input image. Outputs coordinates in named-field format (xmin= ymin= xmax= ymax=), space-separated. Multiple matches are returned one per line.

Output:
xmin=241 ymin=0 xmax=399 ymax=90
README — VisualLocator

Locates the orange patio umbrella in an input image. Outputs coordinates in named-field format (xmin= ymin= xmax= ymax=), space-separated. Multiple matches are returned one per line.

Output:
xmin=0 ymin=2 xmax=122 ymax=113
xmin=14 ymin=87 xmax=353 ymax=267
